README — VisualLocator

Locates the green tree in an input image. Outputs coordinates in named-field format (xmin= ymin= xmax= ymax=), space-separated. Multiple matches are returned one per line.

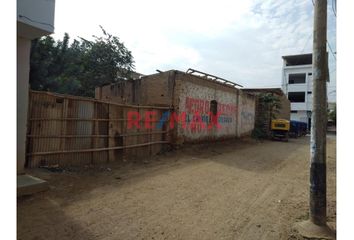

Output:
xmin=328 ymin=104 xmax=336 ymax=125
xmin=29 ymin=26 xmax=135 ymax=97
xmin=252 ymin=93 xmax=282 ymax=139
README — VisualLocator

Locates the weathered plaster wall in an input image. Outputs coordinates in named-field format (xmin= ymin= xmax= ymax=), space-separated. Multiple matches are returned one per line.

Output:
xmin=175 ymin=73 xmax=239 ymax=143
xmin=238 ymin=92 xmax=256 ymax=137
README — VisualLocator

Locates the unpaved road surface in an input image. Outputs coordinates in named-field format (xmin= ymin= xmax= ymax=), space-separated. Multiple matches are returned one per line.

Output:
xmin=18 ymin=136 xmax=336 ymax=240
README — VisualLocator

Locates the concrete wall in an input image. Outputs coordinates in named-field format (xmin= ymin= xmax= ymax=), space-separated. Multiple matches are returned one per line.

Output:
xmin=17 ymin=37 xmax=32 ymax=173
xmin=17 ymin=0 xmax=55 ymax=173
xmin=291 ymin=110 xmax=309 ymax=123
xmin=238 ymin=92 xmax=256 ymax=137
xmin=282 ymin=67 xmax=313 ymax=110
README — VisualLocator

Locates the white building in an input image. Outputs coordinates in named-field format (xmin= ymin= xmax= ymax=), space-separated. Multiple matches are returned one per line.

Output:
xmin=17 ymin=0 xmax=55 ymax=173
xmin=281 ymin=53 xmax=329 ymax=130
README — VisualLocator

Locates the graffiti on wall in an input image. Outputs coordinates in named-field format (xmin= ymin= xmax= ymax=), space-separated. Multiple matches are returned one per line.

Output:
xmin=184 ymin=97 xmax=237 ymax=133
xmin=185 ymin=97 xmax=237 ymax=115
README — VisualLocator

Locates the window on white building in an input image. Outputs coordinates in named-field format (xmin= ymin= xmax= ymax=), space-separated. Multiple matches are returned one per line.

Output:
xmin=289 ymin=73 xmax=306 ymax=84
xmin=288 ymin=92 xmax=305 ymax=102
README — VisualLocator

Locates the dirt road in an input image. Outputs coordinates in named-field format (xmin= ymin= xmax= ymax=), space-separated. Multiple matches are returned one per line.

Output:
xmin=18 ymin=136 xmax=336 ymax=240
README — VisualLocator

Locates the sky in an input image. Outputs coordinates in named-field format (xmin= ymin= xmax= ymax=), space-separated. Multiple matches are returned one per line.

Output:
xmin=52 ymin=0 xmax=336 ymax=101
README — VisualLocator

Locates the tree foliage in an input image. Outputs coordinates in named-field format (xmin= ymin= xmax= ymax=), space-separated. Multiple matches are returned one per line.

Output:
xmin=258 ymin=93 xmax=281 ymax=120
xmin=252 ymin=93 xmax=282 ymax=139
xmin=328 ymin=104 xmax=336 ymax=125
xmin=29 ymin=26 xmax=135 ymax=97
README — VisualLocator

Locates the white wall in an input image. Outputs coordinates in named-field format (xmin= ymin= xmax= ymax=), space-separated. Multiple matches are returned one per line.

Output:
xmin=282 ymin=65 xmax=313 ymax=112
xmin=290 ymin=111 xmax=308 ymax=123
xmin=17 ymin=37 xmax=32 ymax=173
xmin=17 ymin=0 xmax=55 ymax=173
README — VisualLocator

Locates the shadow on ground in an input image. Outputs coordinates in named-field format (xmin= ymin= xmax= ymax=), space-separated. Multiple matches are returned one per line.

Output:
xmin=18 ymin=195 xmax=97 ymax=240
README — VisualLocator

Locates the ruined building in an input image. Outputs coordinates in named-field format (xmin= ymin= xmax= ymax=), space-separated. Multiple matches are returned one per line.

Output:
xmin=95 ymin=69 xmax=257 ymax=144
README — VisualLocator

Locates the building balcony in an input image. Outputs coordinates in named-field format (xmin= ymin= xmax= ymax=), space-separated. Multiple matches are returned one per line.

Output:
xmin=17 ymin=0 xmax=55 ymax=39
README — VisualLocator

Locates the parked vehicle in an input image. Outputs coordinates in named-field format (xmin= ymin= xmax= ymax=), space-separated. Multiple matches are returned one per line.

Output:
xmin=289 ymin=120 xmax=308 ymax=138
xmin=271 ymin=119 xmax=290 ymax=142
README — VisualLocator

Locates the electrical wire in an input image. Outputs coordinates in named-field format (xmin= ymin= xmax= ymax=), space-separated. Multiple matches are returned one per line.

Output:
xmin=311 ymin=0 xmax=336 ymax=17
xmin=310 ymin=0 xmax=336 ymax=61
xmin=328 ymin=90 xmax=336 ymax=95
xmin=327 ymin=40 xmax=336 ymax=60
xmin=332 ymin=0 xmax=337 ymax=17
xmin=301 ymin=33 xmax=312 ymax=53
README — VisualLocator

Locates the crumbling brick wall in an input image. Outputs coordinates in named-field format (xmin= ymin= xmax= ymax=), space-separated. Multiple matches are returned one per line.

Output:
xmin=95 ymin=71 xmax=174 ymax=107
xmin=95 ymin=70 xmax=258 ymax=145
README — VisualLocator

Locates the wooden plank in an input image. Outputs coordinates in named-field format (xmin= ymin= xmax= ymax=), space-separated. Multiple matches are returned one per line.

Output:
xmin=26 ymin=91 xmax=172 ymax=167
xmin=91 ymin=102 xmax=98 ymax=164
xmin=59 ymin=97 xmax=68 ymax=166
xmin=108 ymin=104 xmax=115 ymax=162
xmin=93 ymin=102 xmax=109 ymax=164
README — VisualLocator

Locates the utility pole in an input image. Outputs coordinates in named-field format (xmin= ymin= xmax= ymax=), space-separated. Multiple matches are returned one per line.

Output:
xmin=295 ymin=1 xmax=334 ymax=238
xmin=310 ymin=0 xmax=328 ymax=226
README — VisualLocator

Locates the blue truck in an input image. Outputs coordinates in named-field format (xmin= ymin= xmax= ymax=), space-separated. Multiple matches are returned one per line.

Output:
xmin=289 ymin=120 xmax=308 ymax=138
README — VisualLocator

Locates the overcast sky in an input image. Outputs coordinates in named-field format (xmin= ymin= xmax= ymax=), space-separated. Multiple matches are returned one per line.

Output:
xmin=52 ymin=0 xmax=336 ymax=101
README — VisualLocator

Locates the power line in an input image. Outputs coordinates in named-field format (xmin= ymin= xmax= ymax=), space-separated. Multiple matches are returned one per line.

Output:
xmin=328 ymin=90 xmax=336 ymax=95
xmin=311 ymin=0 xmax=336 ymax=17
xmin=332 ymin=0 xmax=337 ymax=17
xmin=302 ymin=33 xmax=312 ymax=53
xmin=327 ymin=40 xmax=336 ymax=60
xmin=310 ymin=0 xmax=336 ymax=61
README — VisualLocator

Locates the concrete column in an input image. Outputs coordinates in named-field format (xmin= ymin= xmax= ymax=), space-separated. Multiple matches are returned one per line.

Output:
xmin=17 ymin=37 xmax=31 ymax=174
xmin=309 ymin=0 xmax=328 ymax=225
